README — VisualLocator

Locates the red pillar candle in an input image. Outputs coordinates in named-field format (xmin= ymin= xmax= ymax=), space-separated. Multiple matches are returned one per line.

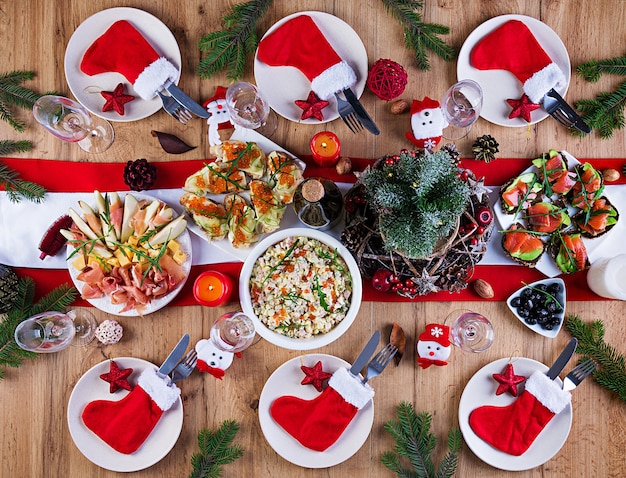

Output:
xmin=193 ymin=271 xmax=235 ymax=307
xmin=310 ymin=131 xmax=341 ymax=166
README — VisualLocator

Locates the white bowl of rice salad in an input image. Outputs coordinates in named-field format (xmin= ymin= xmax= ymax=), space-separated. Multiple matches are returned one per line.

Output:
xmin=239 ymin=228 xmax=362 ymax=350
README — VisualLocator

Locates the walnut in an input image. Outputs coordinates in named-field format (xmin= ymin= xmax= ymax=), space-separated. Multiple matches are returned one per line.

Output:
xmin=472 ymin=279 xmax=494 ymax=299
xmin=602 ymin=168 xmax=620 ymax=182
xmin=335 ymin=156 xmax=352 ymax=175
xmin=390 ymin=99 xmax=409 ymax=115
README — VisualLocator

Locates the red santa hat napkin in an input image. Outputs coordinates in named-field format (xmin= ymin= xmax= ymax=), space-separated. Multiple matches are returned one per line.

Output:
xmin=80 ymin=20 xmax=179 ymax=100
xmin=257 ymin=14 xmax=356 ymax=101
xmin=470 ymin=19 xmax=566 ymax=103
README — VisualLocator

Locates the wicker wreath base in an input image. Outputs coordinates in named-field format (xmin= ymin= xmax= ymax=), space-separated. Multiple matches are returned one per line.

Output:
xmin=341 ymin=180 xmax=494 ymax=298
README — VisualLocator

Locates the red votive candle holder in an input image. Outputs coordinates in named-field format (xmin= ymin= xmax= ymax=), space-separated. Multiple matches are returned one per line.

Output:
xmin=193 ymin=271 xmax=235 ymax=307
xmin=310 ymin=131 xmax=341 ymax=167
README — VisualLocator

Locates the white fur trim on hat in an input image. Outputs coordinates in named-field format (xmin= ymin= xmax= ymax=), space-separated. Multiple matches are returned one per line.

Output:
xmin=311 ymin=61 xmax=357 ymax=101
xmin=133 ymin=57 xmax=179 ymax=100
xmin=525 ymin=370 xmax=571 ymax=414
xmin=523 ymin=62 xmax=567 ymax=104
xmin=327 ymin=367 xmax=374 ymax=409
xmin=137 ymin=369 xmax=181 ymax=411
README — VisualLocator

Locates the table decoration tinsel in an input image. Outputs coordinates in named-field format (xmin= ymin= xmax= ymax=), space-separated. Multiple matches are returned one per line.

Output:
xmin=341 ymin=148 xmax=493 ymax=297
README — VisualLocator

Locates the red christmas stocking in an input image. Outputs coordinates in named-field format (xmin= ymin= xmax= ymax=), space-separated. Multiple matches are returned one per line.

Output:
xmin=469 ymin=370 xmax=571 ymax=456
xmin=270 ymin=367 xmax=374 ymax=451
xmin=80 ymin=20 xmax=178 ymax=100
xmin=470 ymin=19 xmax=566 ymax=103
xmin=257 ymin=14 xmax=356 ymax=101
xmin=82 ymin=368 xmax=180 ymax=454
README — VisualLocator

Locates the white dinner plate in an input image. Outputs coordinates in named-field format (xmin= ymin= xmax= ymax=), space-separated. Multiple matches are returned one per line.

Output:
xmin=258 ymin=354 xmax=374 ymax=468
xmin=67 ymin=357 xmax=184 ymax=472
xmin=459 ymin=357 xmax=572 ymax=471
xmin=64 ymin=7 xmax=181 ymax=122
xmin=494 ymin=151 xmax=617 ymax=277
xmin=67 ymin=192 xmax=192 ymax=316
xmin=457 ymin=14 xmax=571 ymax=127
xmin=254 ymin=11 xmax=369 ymax=124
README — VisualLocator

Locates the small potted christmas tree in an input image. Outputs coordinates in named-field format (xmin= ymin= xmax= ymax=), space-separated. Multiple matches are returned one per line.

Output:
xmin=341 ymin=148 xmax=494 ymax=297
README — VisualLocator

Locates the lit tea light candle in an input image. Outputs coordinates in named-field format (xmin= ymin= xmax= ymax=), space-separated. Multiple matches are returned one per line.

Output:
xmin=193 ymin=271 xmax=235 ymax=307
xmin=310 ymin=131 xmax=341 ymax=166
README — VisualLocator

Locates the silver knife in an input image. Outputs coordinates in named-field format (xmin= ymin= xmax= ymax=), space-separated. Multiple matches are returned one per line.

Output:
xmin=343 ymin=88 xmax=380 ymax=135
xmin=158 ymin=333 xmax=190 ymax=376
xmin=350 ymin=330 xmax=381 ymax=377
xmin=546 ymin=337 xmax=578 ymax=380
xmin=165 ymin=83 xmax=210 ymax=118
xmin=542 ymin=89 xmax=591 ymax=134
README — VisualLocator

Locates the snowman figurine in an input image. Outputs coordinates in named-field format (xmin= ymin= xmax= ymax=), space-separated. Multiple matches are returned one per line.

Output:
xmin=416 ymin=323 xmax=452 ymax=369
xmin=203 ymin=86 xmax=234 ymax=147
xmin=195 ymin=338 xmax=235 ymax=380
xmin=405 ymin=97 xmax=448 ymax=150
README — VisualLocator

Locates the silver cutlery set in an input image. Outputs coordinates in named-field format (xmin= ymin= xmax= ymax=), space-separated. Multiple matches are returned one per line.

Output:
xmin=157 ymin=334 xmax=198 ymax=384
xmin=546 ymin=337 xmax=596 ymax=391
xmin=157 ymin=82 xmax=209 ymax=124
xmin=349 ymin=330 xmax=398 ymax=385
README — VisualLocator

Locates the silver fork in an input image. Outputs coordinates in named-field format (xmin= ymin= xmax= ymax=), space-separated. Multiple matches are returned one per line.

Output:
xmin=334 ymin=92 xmax=363 ymax=133
xmin=361 ymin=343 xmax=397 ymax=384
xmin=157 ymin=90 xmax=193 ymax=124
xmin=170 ymin=349 xmax=198 ymax=383
xmin=563 ymin=358 xmax=596 ymax=391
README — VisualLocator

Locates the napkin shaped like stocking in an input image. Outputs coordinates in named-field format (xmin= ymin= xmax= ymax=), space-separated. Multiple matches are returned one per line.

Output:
xmin=82 ymin=368 xmax=180 ymax=454
xmin=270 ymin=367 xmax=374 ymax=451
xmin=469 ymin=371 xmax=571 ymax=456
xmin=256 ymin=14 xmax=356 ymax=101
xmin=80 ymin=20 xmax=178 ymax=100
xmin=470 ymin=19 xmax=566 ymax=103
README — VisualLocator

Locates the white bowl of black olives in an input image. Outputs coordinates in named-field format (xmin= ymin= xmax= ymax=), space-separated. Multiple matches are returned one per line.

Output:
xmin=506 ymin=278 xmax=566 ymax=339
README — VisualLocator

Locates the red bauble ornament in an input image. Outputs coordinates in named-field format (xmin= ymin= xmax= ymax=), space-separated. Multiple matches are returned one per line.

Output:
xmin=476 ymin=206 xmax=493 ymax=226
xmin=300 ymin=361 xmax=332 ymax=392
xmin=492 ymin=363 xmax=526 ymax=396
xmin=366 ymin=58 xmax=408 ymax=101
xmin=372 ymin=269 xmax=393 ymax=292
xmin=506 ymin=94 xmax=540 ymax=123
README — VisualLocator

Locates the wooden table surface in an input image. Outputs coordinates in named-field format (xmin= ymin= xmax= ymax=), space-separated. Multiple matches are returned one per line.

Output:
xmin=1 ymin=1 xmax=625 ymax=477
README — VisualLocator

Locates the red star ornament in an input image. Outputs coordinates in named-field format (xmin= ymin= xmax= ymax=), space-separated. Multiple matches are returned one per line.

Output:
xmin=300 ymin=360 xmax=332 ymax=392
xmin=492 ymin=363 xmax=526 ymax=397
xmin=295 ymin=91 xmax=329 ymax=121
xmin=99 ymin=360 xmax=133 ymax=393
xmin=506 ymin=94 xmax=540 ymax=123
xmin=101 ymin=83 xmax=135 ymax=115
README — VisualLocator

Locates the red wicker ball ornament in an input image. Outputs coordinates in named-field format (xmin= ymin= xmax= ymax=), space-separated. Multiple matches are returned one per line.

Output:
xmin=366 ymin=58 xmax=408 ymax=101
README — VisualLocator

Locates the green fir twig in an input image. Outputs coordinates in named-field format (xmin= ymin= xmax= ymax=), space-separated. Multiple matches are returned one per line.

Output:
xmin=381 ymin=401 xmax=461 ymax=478
xmin=0 ymin=142 xmax=47 ymax=203
xmin=381 ymin=0 xmax=456 ymax=70
xmin=197 ymin=0 xmax=273 ymax=81
xmin=576 ymin=56 xmax=626 ymax=82
xmin=189 ymin=420 xmax=244 ymax=478
xmin=0 ymin=277 xmax=77 ymax=381
xmin=0 ymin=70 xmax=42 ymax=132
xmin=564 ymin=314 xmax=626 ymax=402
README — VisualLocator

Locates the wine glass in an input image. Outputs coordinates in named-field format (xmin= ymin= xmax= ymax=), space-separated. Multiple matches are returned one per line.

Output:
xmin=225 ymin=82 xmax=277 ymax=137
xmin=446 ymin=309 xmax=494 ymax=353
xmin=14 ymin=309 xmax=98 ymax=353
xmin=440 ymin=79 xmax=483 ymax=140
xmin=209 ymin=311 xmax=256 ymax=353
xmin=33 ymin=95 xmax=114 ymax=153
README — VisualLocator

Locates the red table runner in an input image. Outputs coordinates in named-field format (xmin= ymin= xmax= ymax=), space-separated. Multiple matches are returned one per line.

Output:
xmin=3 ymin=156 xmax=625 ymax=304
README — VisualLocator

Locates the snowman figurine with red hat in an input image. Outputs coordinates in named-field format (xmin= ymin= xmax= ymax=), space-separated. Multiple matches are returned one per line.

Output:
xmin=203 ymin=86 xmax=234 ymax=147
xmin=405 ymin=97 xmax=448 ymax=150
xmin=416 ymin=323 xmax=452 ymax=369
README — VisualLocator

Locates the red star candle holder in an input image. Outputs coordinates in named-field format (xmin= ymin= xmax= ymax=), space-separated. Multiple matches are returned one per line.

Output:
xmin=193 ymin=271 xmax=235 ymax=307
xmin=310 ymin=131 xmax=341 ymax=167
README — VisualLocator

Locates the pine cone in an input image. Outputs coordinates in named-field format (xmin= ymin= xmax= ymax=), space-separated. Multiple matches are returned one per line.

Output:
xmin=440 ymin=143 xmax=461 ymax=166
xmin=0 ymin=264 xmax=19 ymax=313
xmin=123 ymin=158 xmax=157 ymax=191
xmin=472 ymin=135 xmax=499 ymax=163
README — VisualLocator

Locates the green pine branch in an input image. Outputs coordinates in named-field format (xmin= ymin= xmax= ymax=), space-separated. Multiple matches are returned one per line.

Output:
xmin=381 ymin=0 xmax=456 ymax=70
xmin=564 ymin=314 xmax=626 ymax=402
xmin=381 ymin=402 xmax=461 ymax=478
xmin=189 ymin=419 xmax=244 ymax=478
xmin=197 ymin=0 xmax=273 ymax=81
xmin=0 ymin=277 xmax=77 ymax=380
xmin=0 ymin=71 xmax=43 ymax=132
xmin=0 ymin=142 xmax=47 ymax=203
xmin=573 ymin=80 xmax=626 ymax=139
xmin=576 ymin=55 xmax=626 ymax=82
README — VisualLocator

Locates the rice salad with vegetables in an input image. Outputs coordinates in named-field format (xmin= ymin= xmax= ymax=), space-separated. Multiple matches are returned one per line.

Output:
xmin=249 ymin=236 xmax=353 ymax=339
